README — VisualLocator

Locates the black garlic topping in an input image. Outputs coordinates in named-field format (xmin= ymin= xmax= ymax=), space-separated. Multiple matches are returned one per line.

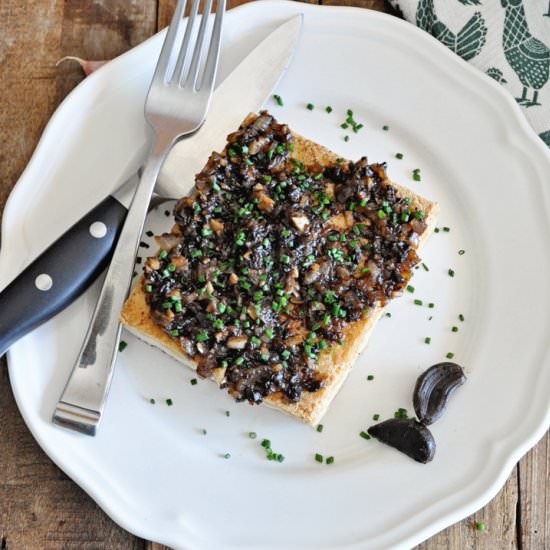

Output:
xmin=368 ymin=418 xmax=436 ymax=464
xmin=413 ymin=362 xmax=466 ymax=426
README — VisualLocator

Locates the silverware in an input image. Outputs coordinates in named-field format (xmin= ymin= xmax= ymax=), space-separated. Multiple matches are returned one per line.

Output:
xmin=53 ymin=13 xmax=303 ymax=436
xmin=53 ymin=0 xmax=226 ymax=435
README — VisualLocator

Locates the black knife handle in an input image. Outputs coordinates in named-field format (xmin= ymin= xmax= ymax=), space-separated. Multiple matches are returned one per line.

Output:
xmin=0 ymin=196 xmax=127 ymax=357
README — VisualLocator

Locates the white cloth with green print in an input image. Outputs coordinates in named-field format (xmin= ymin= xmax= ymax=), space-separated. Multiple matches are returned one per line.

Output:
xmin=388 ymin=0 xmax=550 ymax=147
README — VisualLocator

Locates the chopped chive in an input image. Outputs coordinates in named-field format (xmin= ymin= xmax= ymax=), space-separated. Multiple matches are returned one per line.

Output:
xmin=248 ymin=432 xmax=257 ymax=439
xmin=367 ymin=375 xmax=374 ymax=381
xmin=225 ymin=410 xmax=231 ymax=417
xmin=412 ymin=168 xmax=421 ymax=181
xmin=316 ymin=424 xmax=324 ymax=433
xmin=459 ymin=314 xmax=465 ymax=322
xmin=190 ymin=378 xmax=198 ymax=386
xmin=360 ymin=431 xmax=371 ymax=440
xmin=223 ymin=453 xmax=231 ymax=459
xmin=414 ymin=299 xmax=423 ymax=306
xmin=394 ymin=408 xmax=408 ymax=419
xmin=325 ymin=106 xmax=333 ymax=113
xmin=406 ymin=285 xmax=415 ymax=293
xmin=144 ymin=284 xmax=153 ymax=293
xmin=428 ymin=303 xmax=434 ymax=308
xmin=158 ymin=249 xmax=168 ymax=259
xmin=118 ymin=341 xmax=128 ymax=352
xmin=273 ymin=94 xmax=283 ymax=106
xmin=452 ymin=326 xmax=459 ymax=332
xmin=446 ymin=352 xmax=455 ymax=359
xmin=475 ymin=522 xmax=486 ymax=531
xmin=315 ymin=453 xmax=323 ymax=463
xmin=196 ymin=330 xmax=209 ymax=342
xmin=382 ymin=125 xmax=389 ymax=131
xmin=202 ymin=429 xmax=207 ymax=435
xmin=448 ymin=269 xmax=455 ymax=277
xmin=261 ymin=439 xmax=271 ymax=448
xmin=422 ymin=263 xmax=429 ymax=272
xmin=443 ymin=226 xmax=450 ymax=232
xmin=372 ymin=413 xmax=380 ymax=421
xmin=458 ymin=249 xmax=465 ymax=255
xmin=385 ymin=312 xmax=391 ymax=318
xmin=166 ymin=398 xmax=173 ymax=406
xmin=326 ymin=456 xmax=335 ymax=465
xmin=306 ymin=103 xmax=314 ymax=110
xmin=395 ymin=152 xmax=404 ymax=159
xmin=149 ymin=398 xmax=155 ymax=404
xmin=344 ymin=135 xmax=350 ymax=142
xmin=424 ymin=337 xmax=431 ymax=344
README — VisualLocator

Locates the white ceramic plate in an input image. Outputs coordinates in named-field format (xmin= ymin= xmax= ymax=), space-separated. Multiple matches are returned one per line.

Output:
xmin=4 ymin=2 xmax=550 ymax=549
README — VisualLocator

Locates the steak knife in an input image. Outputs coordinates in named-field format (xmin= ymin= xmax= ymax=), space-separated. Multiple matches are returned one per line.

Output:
xmin=0 ymin=16 xmax=303 ymax=362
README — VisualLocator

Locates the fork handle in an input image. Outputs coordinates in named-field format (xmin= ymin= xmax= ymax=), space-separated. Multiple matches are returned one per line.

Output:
xmin=53 ymin=137 xmax=170 ymax=436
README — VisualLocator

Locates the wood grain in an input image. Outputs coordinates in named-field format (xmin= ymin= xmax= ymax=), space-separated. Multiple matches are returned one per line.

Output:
xmin=518 ymin=435 xmax=550 ymax=548
xmin=0 ymin=0 xmax=548 ymax=549
xmin=55 ymin=1 xmax=157 ymax=104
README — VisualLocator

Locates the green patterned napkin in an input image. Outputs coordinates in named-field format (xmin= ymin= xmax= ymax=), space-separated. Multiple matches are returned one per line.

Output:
xmin=389 ymin=0 xmax=550 ymax=147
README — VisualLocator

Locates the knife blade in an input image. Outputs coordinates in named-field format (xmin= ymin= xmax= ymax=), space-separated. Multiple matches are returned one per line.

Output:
xmin=52 ymin=15 xmax=303 ymax=435
xmin=0 ymin=15 xmax=302 ymax=360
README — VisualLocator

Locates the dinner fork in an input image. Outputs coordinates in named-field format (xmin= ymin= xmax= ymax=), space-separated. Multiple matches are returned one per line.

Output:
xmin=53 ymin=0 xmax=225 ymax=435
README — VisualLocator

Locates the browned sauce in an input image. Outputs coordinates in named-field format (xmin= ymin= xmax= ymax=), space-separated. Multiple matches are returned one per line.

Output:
xmin=142 ymin=111 xmax=427 ymax=404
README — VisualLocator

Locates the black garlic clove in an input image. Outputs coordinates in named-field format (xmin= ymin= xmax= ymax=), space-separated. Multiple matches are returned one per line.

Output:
xmin=413 ymin=362 xmax=466 ymax=426
xmin=368 ymin=418 xmax=436 ymax=463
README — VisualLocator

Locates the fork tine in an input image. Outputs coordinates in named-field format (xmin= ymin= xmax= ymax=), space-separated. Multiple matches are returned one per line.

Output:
xmin=199 ymin=0 xmax=225 ymax=91
xmin=170 ymin=0 xmax=200 ymax=85
xmin=183 ymin=0 xmax=214 ymax=88
xmin=152 ymin=0 xmax=187 ymax=83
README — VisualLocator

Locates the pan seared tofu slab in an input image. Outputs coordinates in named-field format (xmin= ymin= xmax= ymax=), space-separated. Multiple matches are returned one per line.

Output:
xmin=121 ymin=111 xmax=438 ymax=426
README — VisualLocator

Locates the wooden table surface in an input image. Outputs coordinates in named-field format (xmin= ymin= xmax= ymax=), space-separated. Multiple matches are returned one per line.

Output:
xmin=1 ymin=1 xmax=548 ymax=548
